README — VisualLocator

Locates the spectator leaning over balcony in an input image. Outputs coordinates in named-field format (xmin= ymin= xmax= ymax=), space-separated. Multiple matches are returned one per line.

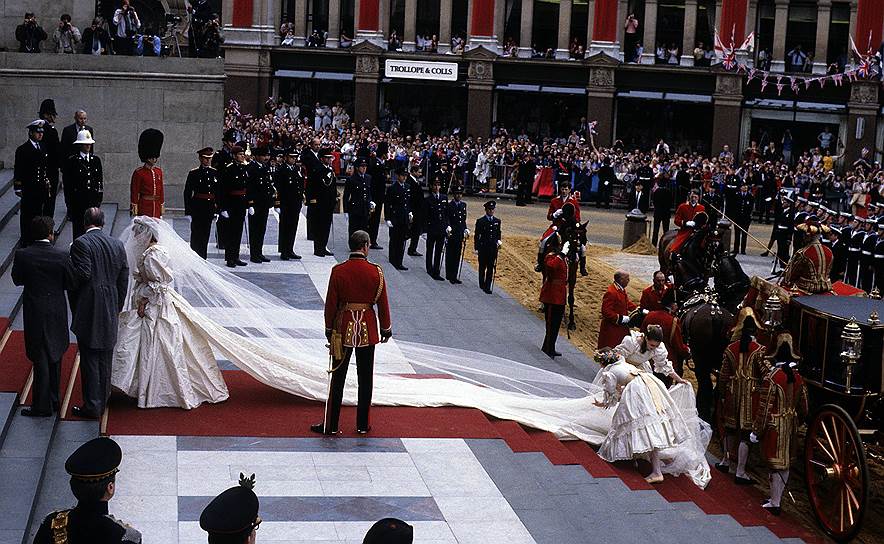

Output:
xmin=624 ymin=14 xmax=639 ymax=62
xmin=200 ymin=14 xmax=224 ymax=58
xmin=113 ymin=0 xmax=141 ymax=55
xmin=16 ymin=12 xmax=48 ymax=53
xmin=82 ymin=18 xmax=109 ymax=55
xmin=53 ymin=14 xmax=81 ymax=54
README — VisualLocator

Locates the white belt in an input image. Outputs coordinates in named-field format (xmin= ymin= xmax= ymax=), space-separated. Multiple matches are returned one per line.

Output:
xmin=875 ymin=255 xmax=884 ymax=259
xmin=849 ymin=248 xmax=861 ymax=252
xmin=777 ymin=226 xmax=790 ymax=230
xmin=862 ymin=251 xmax=872 ymax=255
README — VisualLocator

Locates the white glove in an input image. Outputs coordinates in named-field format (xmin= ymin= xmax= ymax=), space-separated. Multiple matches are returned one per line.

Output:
xmin=749 ymin=432 xmax=759 ymax=444
xmin=408 ymin=212 xmax=413 ymax=222
xmin=604 ymin=181 xmax=610 ymax=186
xmin=686 ymin=220 xmax=695 ymax=227
xmin=220 ymin=210 xmax=230 ymax=219
xmin=370 ymin=201 xmax=376 ymax=211
xmin=553 ymin=209 xmax=563 ymax=219
xmin=473 ymin=249 xmax=479 ymax=255
xmin=213 ymin=213 xmax=219 ymax=220
xmin=14 ymin=190 xmax=22 ymax=197
xmin=446 ymin=226 xmax=452 ymax=235
xmin=184 ymin=215 xmax=192 ymax=223
xmin=642 ymin=309 xmax=649 ymax=315
xmin=619 ymin=315 xmax=630 ymax=325
xmin=386 ymin=220 xmax=393 ymax=228
xmin=248 ymin=207 xmax=255 ymax=216
xmin=561 ymin=241 xmax=571 ymax=255
xmin=496 ymin=240 xmax=502 ymax=248
xmin=274 ymin=207 xmax=280 ymax=214
xmin=464 ymin=228 xmax=470 ymax=237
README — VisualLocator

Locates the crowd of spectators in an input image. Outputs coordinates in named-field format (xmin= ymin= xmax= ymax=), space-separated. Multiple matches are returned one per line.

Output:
xmin=224 ymin=98 xmax=882 ymax=219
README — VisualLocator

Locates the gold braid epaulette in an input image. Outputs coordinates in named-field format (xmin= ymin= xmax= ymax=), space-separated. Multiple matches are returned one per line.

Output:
xmin=373 ymin=264 xmax=385 ymax=303
xmin=50 ymin=510 xmax=71 ymax=544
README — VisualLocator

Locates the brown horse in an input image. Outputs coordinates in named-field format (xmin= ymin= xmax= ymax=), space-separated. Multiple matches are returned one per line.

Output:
xmin=657 ymin=229 xmax=678 ymax=275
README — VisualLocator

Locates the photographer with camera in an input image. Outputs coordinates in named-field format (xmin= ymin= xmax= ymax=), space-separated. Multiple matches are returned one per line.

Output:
xmin=112 ymin=0 xmax=141 ymax=55
xmin=82 ymin=18 xmax=110 ymax=55
xmin=53 ymin=14 xmax=81 ymax=54
xmin=16 ymin=12 xmax=48 ymax=53
xmin=200 ymin=14 xmax=224 ymax=58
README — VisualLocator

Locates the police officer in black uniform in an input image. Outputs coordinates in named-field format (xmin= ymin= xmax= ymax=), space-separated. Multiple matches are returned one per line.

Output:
xmin=385 ymin=168 xmax=411 ymax=270
xmin=771 ymin=194 xmax=794 ymax=274
xmin=274 ymin=148 xmax=304 ymax=260
xmin=828 ymin=226 xmax=847 ymax=283
xmin=306 ymin=148 xmax=338 ymax=257
xmin=38 ymin=99 xmax=62 ymax=218
xmin=62 ymin=128 xmax=103 ymax=241
xmin=199 ymin=473 xmax=261 ymax=544
xmin=406 ymin=165 xmax=425 ymax=257
xmin=219 ymin=145 xmax=250 ymax=268
xmin=844 ymin=216 xmax=863 ymax=286
xmin=860 ymin=218 xmax=879 ymax=292
xmin=728 ymin=181 xmax=754 ymax=255
xmin=424 ymin=178 xmax=448 ymax=280
xmin=246 ymin=147 xmax=276 ymax=263
xmin=13 ymin=120 xmax=51 ymax=246
xmin=344 ymin=158 xmax=374 ymax=237
xmin=446 ymin=185 xmax=468 ymax=284
xmin=183 ymin=147 xmax=219 ymax=259
xmin=474 ymin=200 xmax=502 ymax=294
xmin=33 ymin=437 xmax=141 ymax=544
xmin=874 ymin=220 xmax=884 ymax=293
xmin=366 ymin=147 xmax=387 ymax=249
xmin=212 ymin=129 xmax=238 ymax=250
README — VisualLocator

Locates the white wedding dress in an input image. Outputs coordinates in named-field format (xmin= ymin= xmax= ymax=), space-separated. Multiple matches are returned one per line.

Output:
xmin=113 ymin=217 xmax=712 ymax=487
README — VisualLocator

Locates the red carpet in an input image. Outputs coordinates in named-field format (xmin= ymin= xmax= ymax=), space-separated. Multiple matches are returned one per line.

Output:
xmin=0 ymin=332 xmax=31 ymax=393
xmin=21 ymin=345 xmax=78 ymax=405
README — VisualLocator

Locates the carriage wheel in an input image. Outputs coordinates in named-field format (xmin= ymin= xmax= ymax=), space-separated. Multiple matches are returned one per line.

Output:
xmin=804 ymin=404 xmax=869 ymax=542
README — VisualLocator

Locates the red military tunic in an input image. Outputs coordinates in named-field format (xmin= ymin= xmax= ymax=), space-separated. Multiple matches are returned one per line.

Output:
xmin=669 ymin=202 xmax=705 ymax=254
xmin=542 ymin=195 xmax=582 ymax=239
xmin=324 ymin=253 xmax=392 ymax=347
xmin=640 ymin=310 xmax=688 ymax=373
xmin=130 ymin=165 xmax=164 ymax=217
xmin=718 ymin=340 xmax=768 ymax=433
xmin=639 ymin=285 xmax=670 ymax=312
xmin=540 ymin=253 xmax=568 ymax=306
xmin=754 ymin=366 xmax=809 ymax=470
xmin=780 ymin=240 xmax=833 ymax=295
xmin=597 ymin=283 xmax=637 ymax=349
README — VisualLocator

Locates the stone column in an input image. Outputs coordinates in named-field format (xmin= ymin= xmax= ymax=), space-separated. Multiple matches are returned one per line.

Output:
xmin=328 ymin=0 xmax=342 ymax=47
xmin=641 ymin=0 xmax=658 ymax=64
xmin=354 ymin=46 xmax=383 ymax=126
xmin=586 ymin=0 xmax=596 ymax=51
xmin=712 ymin=72 xmax=743 ymax=156
xmin=770 ymin=0 xmax=788 ymax=72
xmin=439 ymin=0 xmax=453 ymax=52
xmin=846 ymin=81 xmax=879 ymax=163
xmin=467 ymin=59 xmax=495 ymax=136
xmin=404 ymin=0 xmax=417 ymax=50
xmin=469 ymin=0 xmax=498 ymax=50
xmin=380 ymin=0 xmax=391 ymax=43
xmin=519 ymin=0 xmax=534 ymax=57
xmin=616 ymin=0 xmax=626 ymax=45
xmin=294 ymin=0 xmax=308 ymax=45
xmin=495 ymin=0 xmax=506 ymax=48
xmin=586 ymin=63 xmax=617 ymax=146
xmin=746 ymin=0 xmax=757 ymax=65
xmin=811 ymin=0 xmax=831 ymax=74
xmin=681 ymin=0 xmax=698 ymax=65
xmin=557 ymin=0 xmax=573 ymax=58
xmin=847 ymin=0 xmax=857 ymax=55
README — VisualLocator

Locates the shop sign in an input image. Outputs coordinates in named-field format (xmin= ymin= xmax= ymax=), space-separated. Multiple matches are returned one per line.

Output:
xmin=384 ymin=59 xmax=458 ymax=82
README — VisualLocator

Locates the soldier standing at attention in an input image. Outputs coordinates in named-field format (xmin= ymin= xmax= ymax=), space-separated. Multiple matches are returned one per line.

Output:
xmin=199 ymin=474 xmax=262 ymax=543
xmin=274 ymin=148 xmax=304 ymax=260
xmin=212 ymin=128 xmax=238 ymax=250
xmin=540 ymin=233 xmax=568 ymax=358
xmin=474 ymin=200 xmax=501 ymax=294
xmin=307 ymin=148 xmax=337 ymax=257
xmin=219 ymin=144 xmax=250 ymax=268
xmin=424 ymin=178 xmax=448 ymax=280
xmin=312 ymin=230 xmax=391 ymax=435
xmin=385 ymin=168 xmax=412 ymax=270
xmin=129 ymin=129 xmax=164 ymax=218
xmin=406 ymin=165 xmax=425 ymax=257
xmin=445 ymin=185 xmax=468 ymax=284
xmin=62 ymin=129 xmax=103 ymax=240
xmin=246 ymin=146 xmax=277 ymax=263
xmin=183 ymin=147 xmax=219 ymax=259
xmin=13 ymin=120 xmax=51 ymax=246
xmin=344 ymin=157 xmax=374 ymax=237
xmin=33 ymin=437 xmax=141 ymax=543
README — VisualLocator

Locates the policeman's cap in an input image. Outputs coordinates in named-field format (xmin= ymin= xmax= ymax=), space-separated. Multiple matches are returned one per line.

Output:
xmin=65 ymin=437 xmax=122 ymax=482
xmin=200 ymin=474 xmax=260 ymax=536
xmin=839 ymin=211 xmax=852 ymax=218
xmin=807 ymin=201 xmax=820 ymax=209
xmin=286 ymin=147 xmax=299 ymax=157
xmin=27 ymin=119 xmax=45 ymax=133
xmin=451 ymin=185 xmax=464 ymax=194
xmin=484 ymin=200 xmax=496 ymax=210
xmin=355 ymin=158 xmax=368 ymax=167
xmin=363 ymin=518 xmax=413 ymax=544
xmin=197 ymin=146 xmax=215 ymax=157
xmin=320 ymin=148 xmax=334 ymax=158
xmin=253 ymin=146 xmax=270 ymax=157
xmin=797 ymin=196 xmax=808 ymax=203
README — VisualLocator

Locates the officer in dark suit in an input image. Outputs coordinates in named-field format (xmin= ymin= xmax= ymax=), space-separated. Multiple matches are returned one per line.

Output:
xmin=301 ymin=137 xmax=323 ymax=242
xmin=628 ymin=181 xmax=649 ymax=213
xmin=219 ymin=145 xmax=250 ymax=268
xmin=66 ymin=208 xmax=128 ymax=419
xmin=406 ymin=165 xmax=425 ymax=257
xmin=828 ymin=227 xmax=847 ymax=283
xmin=13 ymin=120 xmax=51 ymax=246
xmin=211 ymin=129 xmax=238 ymax=251
xmin=306 ymin=148 xmax=338 ymax=257
xmin=516 ymin=153 xmax=535 ymax=206
xmin=59 ymin=110 xmax=94 ymax=163
xmin=771 ymin=194 xmax=794 ymax=274
xmin=199 ymin=474 xmax=261 ymax=543
xmin=246 ymin=147 xmax=277 ymax=263
xmin=728 ymin=181 xmax=754 ymax=255
xmin=183 ymin=147 xmax=219 ymax=259
xmin=446 ymin=185 xmax=468 ymax=284
xmin=366 ymin=151 xmax=387 ymax=249
xmin=860 ymin=219 xmax=878 ymax=292
xmin=424 ymin=178 xmax=449 ymax=280
xmin=596 ymin=157 xmax=616 ymax=209
xmin=38 ymin=99 xmax=61 ymax=217
xmin=344 ymin=158 xmax=374 ymax=237
xmin=274 ymin=148 xmax=304 ymax=260
xmin=385 ymin=168 xmax=411 ymax=270
xmin=701 ymin=184 xmax=724 ymax=225
xmin=474 ymin=200 xmax=502 ymax=294
xmin=33 ymin=437 xmax=141 ymax=544
xmin=846 ymin=217 xmax=865 ymax=286
xmin=62 ymin=129 xmax=103 ymax=240
xmin=874 ymin=220 xmax=884 ymax=293
xmin=11 ymin=216 xmax=68 ymax=417
xmin=651 ymin=180 xmax=672 ymax=246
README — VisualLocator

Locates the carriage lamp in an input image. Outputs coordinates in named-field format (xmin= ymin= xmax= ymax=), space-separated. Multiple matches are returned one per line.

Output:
xmin=840 ymin=318 xmax=863 ymax=392
xmin=763 ymin=294 xmax=782 ymax=329
xmin=870 ymin=287 xmax=881 ymax=300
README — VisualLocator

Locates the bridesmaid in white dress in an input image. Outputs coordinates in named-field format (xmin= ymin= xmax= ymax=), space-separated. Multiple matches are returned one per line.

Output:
xmin=112 ymin=218 xmax=229 ymax=409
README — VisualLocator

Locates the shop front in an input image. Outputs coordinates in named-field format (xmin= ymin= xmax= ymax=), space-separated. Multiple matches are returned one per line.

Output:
xmin=378 ymin=58 xmax=467 ymax=134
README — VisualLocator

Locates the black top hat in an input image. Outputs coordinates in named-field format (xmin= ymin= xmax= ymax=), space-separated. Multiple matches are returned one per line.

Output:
xmin=484 ymin=200 xmax=496 ymax=210
xmin=65 ymin=437 xmax=122 ymax=482
xmin=363 ymin=518 xmax=414 ymax=544
xmin=39 ymin=98 xmax=57 ymax=116
xmin=200 ymin=474 xmax=260 ymax=536
xmin=138 ymin=129 xmax=164 ymax=162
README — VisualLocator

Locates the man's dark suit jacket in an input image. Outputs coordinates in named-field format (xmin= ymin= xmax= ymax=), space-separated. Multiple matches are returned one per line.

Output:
xmin=11 ymin=241 xmax=70 ymax=362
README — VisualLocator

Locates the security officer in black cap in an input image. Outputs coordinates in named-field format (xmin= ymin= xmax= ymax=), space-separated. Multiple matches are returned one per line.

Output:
xmin=344 ymin=157 xmax=374 ymax=237
xmin=184 ymin=147 xmax=219 ymax=259
xmin=246 ymin=146 xmax=277 ymax=263
xmin=424 ymin=177 xmax=448 ymax=280
xmin=874 ymin=220 xmax=884 ymax=293
xmin=860 ymin=218 xmax=879 ymax=292
xmin=363 ymin=518 xmax=413 ymax=544
xmin=406 ymin=165 xmax=425 ymax=257
xmin=213 ymin=129 xmax=239 ymax=250
xmin=828 ymin=226 xmax=847 ymax=283
xmin=220 ymin=145 xmax=250 ymax=268
xmin=33 ymin=437 xmax=141 ymax=543
xmin=200 ymin=473 xmax=261 ymax=544
xmin=13 ymin=120 xmax=51 ymax=246
xmin=474 ymin=200 xmax=501 ymax=294
xmin=770 ymin=194 xmax=794 ymax=274
xmin=385 ymin=168 xmax=411 ymax=270
xmin=274 ymin=147 xmax=304 ymax=260
xmin=38 ymin=99 xmax=61 ymax=217
xmin=847 ymin=218 xmax=866 ymax=287
xmin=445 ymin=185 xmax=468 ymax=284
xmin=306 ymin=148 xmax=338 ymax=257
xmin=366 ymin=150 xmax=386 ymax=249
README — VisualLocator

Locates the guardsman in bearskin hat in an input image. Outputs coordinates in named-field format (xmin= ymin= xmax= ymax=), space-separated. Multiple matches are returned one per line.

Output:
xmin=62 ymin=128 xmax=103 ymax=240
xmin=344 ymin=157 xmax=374 ymax=237
xmin=716 ymin=307 xmax=767 ymax=484
xmin=445 ymin=185 xmax=468 ymax=284
xmin=780 ymin=217 xmax=833 ymax=295
xmin=312 ymin=230 xmax=391 ymax=435
xmin=129 ymin=129 xmax=164 ymax=218
xmin=539 ymin=232 xmax=568 ymax=358
xmin=184 ymin=147 xmax=219 ymax=259
xmin=363 ymin=518 xmax=413 ymax=544
xmin=474 ymin=200 xmax=502 ymax=294
xmin=13 ymin=120 xmax=51 ymax=246
xmin=246 ymin=146 xmax=277 ymax=263
xmin=306 ymin=148 xmax=338 ymax=257
xmin=274 ymin=147 xmax=305 ymax=261
xmin=219 ymin=144 xmax=250 ymax=268
xmin=769 ymin=193 xmax=794 ymax=275
xmin=751 ymin=332 xmax=808 ymax=516
xmin=199 ymin=473 xmax=261 ymax=543
xmin=33 ymin=437 xmax=141 ymax=543
xmin=424 ymin=177 xmax=449 ymax=280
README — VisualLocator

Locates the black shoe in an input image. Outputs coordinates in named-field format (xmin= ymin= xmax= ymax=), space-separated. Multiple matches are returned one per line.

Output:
xmin=323 ymin=251 xmax=334 ymax=256
xmin=370 ymin=244 xmax=383 ymax=250
xmin=314 ymin=252 xmax=326 ymax=257
xmin=280 ymin=254 xmax=290 ymax=261
xmin=21 ymin=408 xmax=51 ymax=417
xmin=71 ymin=406 xmax=98 ymax=419
xmin=236 ymin=260 xmax=248 ymax=266
xmin=714 ymin=462 xmax=730 ymax=474
xmin=356 ymin=426 xmax=372 ymax=435
xmin=448 ymin=279 xmax=462 ymax=284
xmin=432 ymin=275 xmax=445 ymax=281
xmin=483 ymin=288 xmax=493 ymax=294
xmin=580 ymin=268 xmax=588 ymax=276
xmin=261 ymin=256 xmax=271 ymax=262
xmin=761 ymin=503 xmax=781 ymax=516
xmin=760 ymin=251 xmax=770 ymax=257
xmin=226 ymin=261 xmax=237 ymax=268
xmin=310 ymin=423 xmax=339 ymax=435
xmin=291 ymin=253 xmax=302 ymax=260
xmin=408 ymin=251 xmax=423 ymax=257
xmin=394 ymin=265 xmax=409 ymax=271
xmin=734 ymin=475 xmax=754 ymax=485
xmin=250 ymin=258 xmax=263 ymax=264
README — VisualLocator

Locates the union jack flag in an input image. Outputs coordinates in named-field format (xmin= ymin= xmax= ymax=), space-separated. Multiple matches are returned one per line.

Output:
xmin=722 ymin=52 xmax=737 ymax=70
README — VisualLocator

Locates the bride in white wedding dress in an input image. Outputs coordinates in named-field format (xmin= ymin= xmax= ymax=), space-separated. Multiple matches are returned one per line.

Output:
xmin=112 ymin=217 xmax=712 ymax=488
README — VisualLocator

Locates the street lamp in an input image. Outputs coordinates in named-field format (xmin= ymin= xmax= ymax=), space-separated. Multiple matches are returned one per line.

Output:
xmin=840 ymin=317 xmax=863 ymax=392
